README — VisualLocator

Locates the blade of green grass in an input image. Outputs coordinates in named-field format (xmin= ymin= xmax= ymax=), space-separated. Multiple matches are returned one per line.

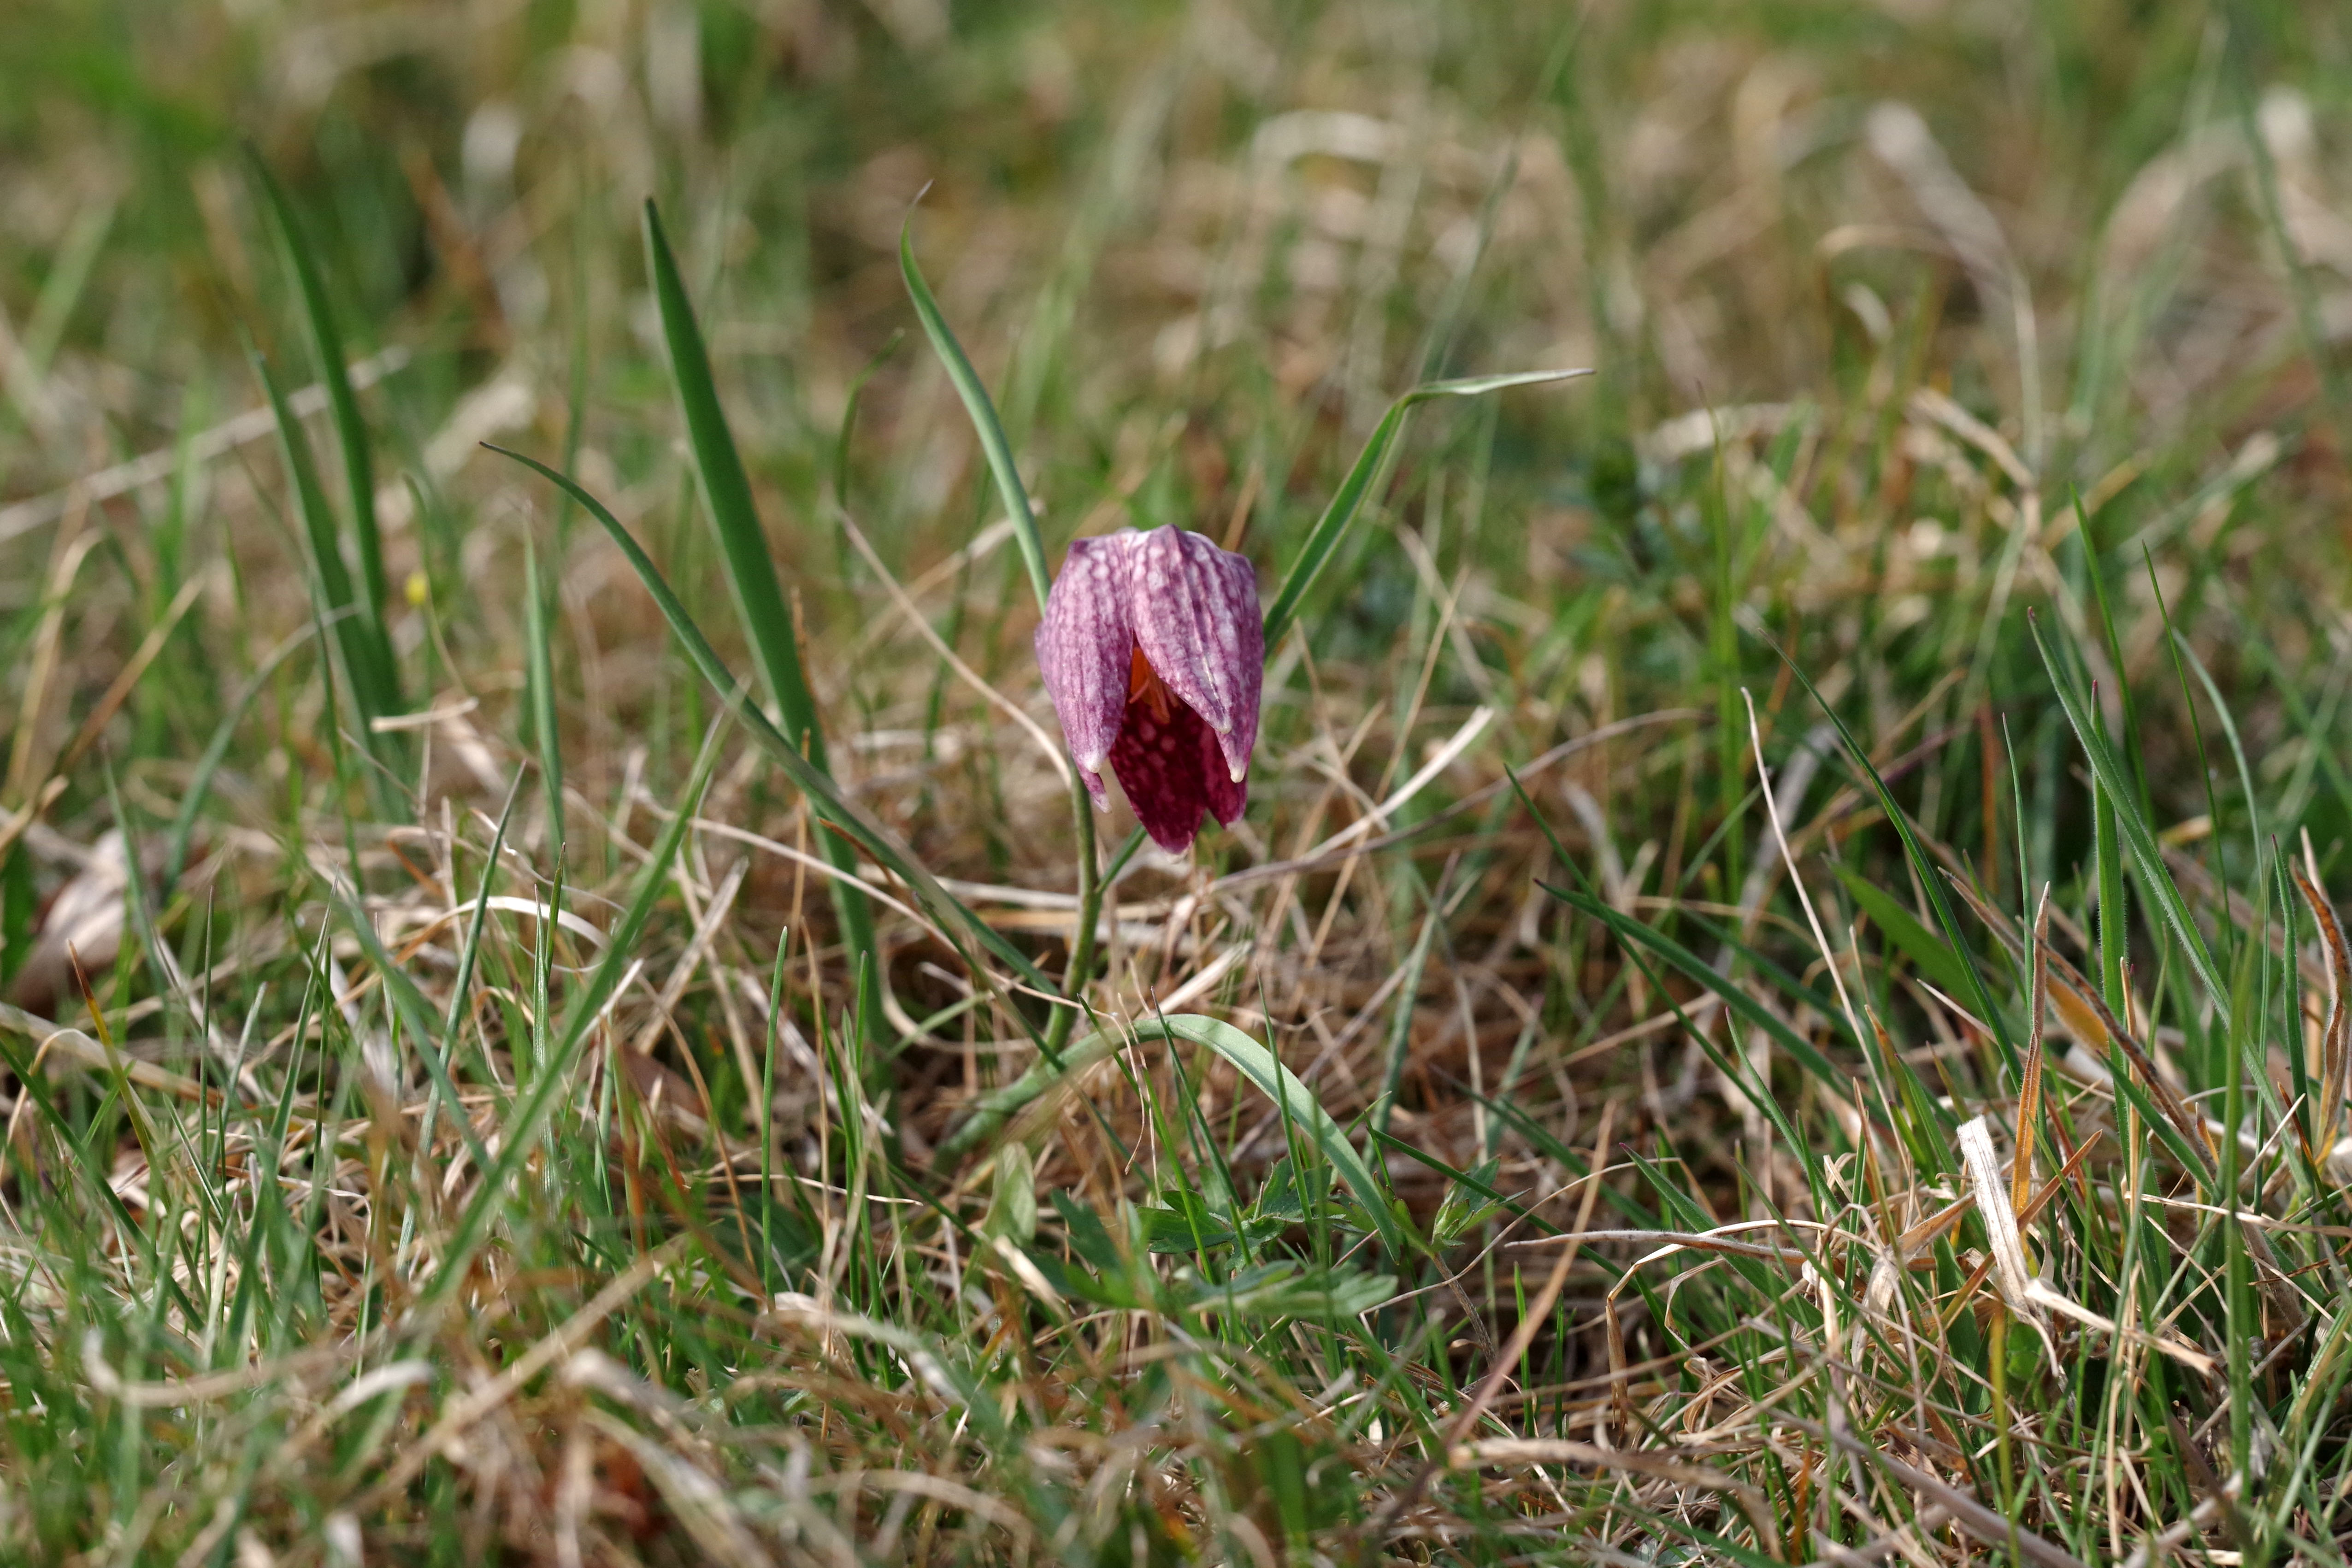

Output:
xmin=162 ymin=614 xmax=339 ymax=891
xmin=523 ymin=536 xmax=564 ymax=853
xmin=1774 ymin=643 xmax=2022 ymax=1076
xmin=898 ymin=213 xmax=1050 ymax=611
xmin=1161 ymin=1013 xmax=1407 ymax=1259
xmin=251 ymin=349 xmax=402 ymax=766
xmin=1544 ymin=884 xmax=1842 ymax=1088
xmin=245 ymin=149 xmax=395 ymax=671
xmin=329 ymin=883 xmax=494 ymax=1179
xmin=642 ymin=200 xmax=884 ymax=1045
xmin=2029 ymin=612 xmax=2228 ymax=1020
xmin=937 ymin=1011 xmax=1404 ymax=1255
xmin=1833 ymin=864 xmax=1977 ymax=1001
xmin=415 ymin=716 xmax=724 ymax=1316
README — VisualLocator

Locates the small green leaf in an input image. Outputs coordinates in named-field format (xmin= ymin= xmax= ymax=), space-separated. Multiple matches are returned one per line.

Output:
xmin=1049 ymin=1191 xmax=1122 ymax=1272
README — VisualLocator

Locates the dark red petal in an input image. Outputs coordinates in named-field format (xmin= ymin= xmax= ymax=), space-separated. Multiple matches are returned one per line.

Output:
xmin=1129 ymin=527 xmax=1262 ymax=787
xmin=1107 ymin=693 xmax=1218 ymax=854
xmin=1033 ymin=532 xmax=1139 ymax=805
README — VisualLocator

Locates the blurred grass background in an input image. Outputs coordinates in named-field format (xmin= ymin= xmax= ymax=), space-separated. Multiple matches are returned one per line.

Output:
xmin=7 ymin=0 xmax=2352 ymax=1562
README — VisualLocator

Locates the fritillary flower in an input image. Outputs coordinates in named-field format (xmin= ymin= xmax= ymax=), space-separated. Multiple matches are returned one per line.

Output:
xmin=1034 ymin=526 xmax=1262 ymax=854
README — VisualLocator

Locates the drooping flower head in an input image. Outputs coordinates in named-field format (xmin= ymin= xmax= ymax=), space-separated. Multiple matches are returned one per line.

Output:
xmin=1034 ymin=526 xmax=1263 ymax=854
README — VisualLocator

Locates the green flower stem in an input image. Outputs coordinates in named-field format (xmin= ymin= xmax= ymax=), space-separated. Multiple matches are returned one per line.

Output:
xmin=1039 ymin=775 xmax=1102 ymax=1064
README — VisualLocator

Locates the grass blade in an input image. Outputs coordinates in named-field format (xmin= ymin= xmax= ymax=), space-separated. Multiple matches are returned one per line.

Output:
xmin=523 ymin=536 xmax=564 ymax=852
xmin=245 ymin=150 xmax=395 ymax=669
xmin=251 ymin=349 xmax=402 ymax=761
xmin=1261 ymin=367 xmax=1589 ymax=648
xmin=1159 ymin=1013 xmax=1407 ymax=1258
xmin=1775 ymin=646 xmax=2022 ymax=1074
xmin=899 ymin=213 xmax=1050 ymax=610
xmin=162 ymin=615 xmax=338 ymax=891
xmin=1833 ymin=864 xmax=1977 ymax=1001
xmin=642 ymin=201 xmax=884 ymax=1041
xmin=2029 ymin=613 xmax=2228 ymax=1020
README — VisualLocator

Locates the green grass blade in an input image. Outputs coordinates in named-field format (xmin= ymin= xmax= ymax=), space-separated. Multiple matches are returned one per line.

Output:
xmin=330 ymin=883 xmax=495 ymax=1177
xmin=936 ymin=1012 xmax=1409 ymax=1258
xmin=1545 ymin=884 xmax=1842 ymax=1086
xmin=245 ymin=149 xmax=395 ymax=660
xmin=1260 ymin=367 xmax=1589 ymax=648
xmin=2030 ymin=613 xmax=2228 ymax=1020
xmin=523 ymin=537 xmax=564 ymax=852
xmin=1372 ymin=891 xmax=1443 ymax=1139
xmin=643 ymin=201 xmax=883 ymax=1038
xmin=1776 ymin=648 xmax=2022 ymax=1074
xmin=642 ymin=201 xmax=827 ymax=770
xmin=899 ymin=214 xmax=1050 ymax=611
xmin=251 ymin=349 xmax=402 ymax=755
xmin=486 ymin=443 xmax=1052 ymax=996
xmin=1832 ymin=864 xmax=1977 ymax=1001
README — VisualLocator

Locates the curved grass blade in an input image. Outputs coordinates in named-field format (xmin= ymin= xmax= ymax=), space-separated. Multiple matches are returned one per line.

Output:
xmin=898 ymin=214 xmax=1050 ymax=610
xmin=1162 ymin=1013 xmax=1406 ymax=1258
xmin=642 ymin=202 xmax=883 ymax=1038
xmin=245 ymin=149 xmax=395 ymax=660
xmin=1261 ymin=367 xmax=1590 ymax=648
xmin=487 ymin=445 xmax=1051 ymax=997
xmin=252 ymin=350 xmax=402 ymax=755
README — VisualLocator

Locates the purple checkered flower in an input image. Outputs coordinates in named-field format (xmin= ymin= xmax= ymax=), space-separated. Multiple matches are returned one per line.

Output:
xmin=1034 ymin=526 xmax=1263 ymax=855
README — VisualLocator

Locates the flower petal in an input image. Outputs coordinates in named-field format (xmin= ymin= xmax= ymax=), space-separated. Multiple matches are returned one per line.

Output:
xmin=1107 ymin=691 xmax=1217 ymax=854
xmin=1128 ymin=527 xmax=1263 ymax=785
xmin=1201 ymin=730 xmax=1247 ymax=826
xmin=1033 ymin=532 xmax=1139 ymax=807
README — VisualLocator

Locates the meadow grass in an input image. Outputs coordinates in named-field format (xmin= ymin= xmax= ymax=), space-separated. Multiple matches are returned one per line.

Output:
xmin=4 ymin=1 xmax=2352 ymax=1562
